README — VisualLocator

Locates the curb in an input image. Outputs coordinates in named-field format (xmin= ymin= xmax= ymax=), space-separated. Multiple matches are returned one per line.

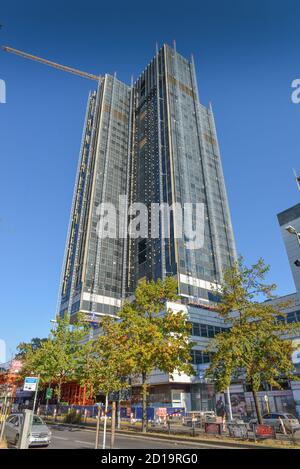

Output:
xmin=45 ymin=420 xmax=295 ymax=449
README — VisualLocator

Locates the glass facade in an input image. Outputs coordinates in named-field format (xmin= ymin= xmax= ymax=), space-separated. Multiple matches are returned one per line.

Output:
xmin=128 ymin=45 xmax=236 ymax=301
xmin=59 ymin=76 xmax=132 ymax=319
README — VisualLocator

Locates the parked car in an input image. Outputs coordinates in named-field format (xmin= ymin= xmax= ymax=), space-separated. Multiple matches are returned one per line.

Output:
xmin=249 ymin=412 xmax=300 ymax=434
xmin=4 ymin=413 xmax=52 ymax=447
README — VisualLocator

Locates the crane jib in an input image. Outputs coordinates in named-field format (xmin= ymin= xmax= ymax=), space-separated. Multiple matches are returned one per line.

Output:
xmin=2 ymin=45 xmax=101 ymax=82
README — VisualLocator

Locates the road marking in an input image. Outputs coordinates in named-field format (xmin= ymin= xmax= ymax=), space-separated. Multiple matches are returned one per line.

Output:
xmin=52 ymin=435 xmax=69 ymax=441
xmin=50 ymin=426 xmax=241 ymax=449
xmin=75 ymin=440 xmax=94 ymax=446
xmin=109 ymin=432 xmax=237 ymax=449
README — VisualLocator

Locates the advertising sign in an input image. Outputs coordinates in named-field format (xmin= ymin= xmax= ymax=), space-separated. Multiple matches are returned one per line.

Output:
xmin=255 ymin=424 xmax=275 ymax=439
xmin=9 ymin=360 xmax=23 ymax=374
xmin=228 ymin=423 xmax=248 ymax=439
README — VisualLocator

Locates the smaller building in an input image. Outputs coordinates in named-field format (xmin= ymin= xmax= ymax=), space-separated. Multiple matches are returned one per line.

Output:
xmin=135 ymin=294 xmax=300 ymax=416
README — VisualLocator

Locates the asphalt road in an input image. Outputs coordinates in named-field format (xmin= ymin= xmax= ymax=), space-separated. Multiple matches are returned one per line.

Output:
xmin=47 ymin=425 xmax=238 ymax=449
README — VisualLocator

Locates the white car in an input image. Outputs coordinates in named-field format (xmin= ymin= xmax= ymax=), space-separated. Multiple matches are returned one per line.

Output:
xmin=4 ymin=413 xmax=52 ymax=447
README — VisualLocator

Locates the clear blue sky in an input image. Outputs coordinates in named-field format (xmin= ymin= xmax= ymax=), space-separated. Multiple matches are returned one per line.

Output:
xmin=1 ymin=0 xmax=300 ymax=357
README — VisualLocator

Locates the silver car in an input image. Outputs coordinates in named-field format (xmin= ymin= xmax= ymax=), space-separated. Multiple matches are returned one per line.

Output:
xmin=249 ymin=412 xmax=300 ymax=434
xmin=4 ymin=413 xmax=52 ymax=447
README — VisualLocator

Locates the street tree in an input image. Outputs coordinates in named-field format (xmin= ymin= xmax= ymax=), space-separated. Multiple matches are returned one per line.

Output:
xmin=15 ymin=337 xmax=47 ymax=359
xmin=78 ymin=316 xmax=131 ymax=448
xmin=119 ymin=277 xmax=194 ymax=432
xmin=205 ymin=257 xmax=300 ymax=423
xmin=78 ymin=315 xmax=130 ymax=400
xmin=21 ymin=315 xmax=88 ymax=404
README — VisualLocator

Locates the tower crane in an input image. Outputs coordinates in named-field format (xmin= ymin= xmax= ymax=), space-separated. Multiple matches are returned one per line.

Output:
xmin=2 ymin=45 xmax=101 ymax=81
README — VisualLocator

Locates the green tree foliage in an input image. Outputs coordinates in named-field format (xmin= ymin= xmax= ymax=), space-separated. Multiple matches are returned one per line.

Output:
xmin=205 ymin=257 xmax=300 ymax=423
xmin=20 ymin=278 xmax=194 ymax=431
xmin=21 ymin=315 xmax=88 ymax=402
xmin=77 ymin=316 xmax=130 ymax=399
xmin=15 ymin=337 xmax=47 ymax=359
xmin=119 ymin=278 xmax=194 ymax=432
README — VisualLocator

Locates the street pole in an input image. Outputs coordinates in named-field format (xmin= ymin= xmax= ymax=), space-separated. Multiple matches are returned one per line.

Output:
xmin=226 ymin=387 xmax=233 ymax=421
xmin=110 ymin=401 xmax=116 ymax=449
xmin=95 ymin=405 xmax=101 ymax=449
xmin=32 ymin=376 xmax=40 ymax=414
xmin=19 ymin=409 xmax=33 ymax=449
xmin=21 ymin=375 xmax=40 ymax=449
xmin=102 ymin=394 xmax=108 ymax=449
xmin=264 ymin=394 xmax=270 ymax=414
xmin=117 ymin=391 xmax=121 ymax=429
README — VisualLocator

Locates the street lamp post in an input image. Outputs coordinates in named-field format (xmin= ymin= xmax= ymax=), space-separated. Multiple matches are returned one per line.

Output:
xmin=226 ymin=387 xmax=233 ymax=421
xmin=285 ymin=226 xmax=300 ymax=266
xmin=286 ymin=225 xmax=300 ymax=246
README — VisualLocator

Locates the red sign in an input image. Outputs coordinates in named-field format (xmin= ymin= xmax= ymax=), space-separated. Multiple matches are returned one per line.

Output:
xmin=255 ymin=424 xmax=275 ymax=439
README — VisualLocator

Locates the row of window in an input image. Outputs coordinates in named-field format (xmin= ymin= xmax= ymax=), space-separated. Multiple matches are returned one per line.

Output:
xmin=190 ymin=350 xmax=214 ymax=365
xmin=277 ymin=310 xmax=300 ymax=323
xmin=189 ymin=312 xmax=300 ymax=343
xmin=190 ymin=322 xmax=228 ymax=338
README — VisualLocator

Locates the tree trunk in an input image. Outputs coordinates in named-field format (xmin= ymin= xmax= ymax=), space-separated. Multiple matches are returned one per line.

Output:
xmin=142 ymin=373 xmax=148 ymax=433
xmin=57 ymin=378 xmax=62 ymax=404
xmin=102 ymin=394 xmax=108 ymax=449
xmin=252 ymin=388 xmax=263 ymax=424
xmin=56 ymin=378 xmax=62 ymax=420
xmin=110 ymin=401 xmax=116 ymax=449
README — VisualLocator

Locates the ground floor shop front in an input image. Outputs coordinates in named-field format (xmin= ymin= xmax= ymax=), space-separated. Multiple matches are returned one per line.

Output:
xmin=137 ymin=381 xmax=300 ymax=420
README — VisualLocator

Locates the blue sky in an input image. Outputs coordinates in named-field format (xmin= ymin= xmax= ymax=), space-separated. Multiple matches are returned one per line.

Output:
xmin=1 ymin=0 xmax=300 ymax=357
